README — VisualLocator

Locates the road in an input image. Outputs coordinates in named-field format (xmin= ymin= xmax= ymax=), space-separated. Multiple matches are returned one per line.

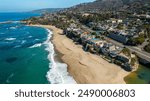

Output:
xmin=106 ymin=37 xmax=150 ymax=61
xmin=81 ymin=25 xmax=150 ymax=62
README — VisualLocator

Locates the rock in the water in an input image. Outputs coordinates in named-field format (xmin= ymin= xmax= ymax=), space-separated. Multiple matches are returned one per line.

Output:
xmin=6 ymin=57 xmax=17 ymax=63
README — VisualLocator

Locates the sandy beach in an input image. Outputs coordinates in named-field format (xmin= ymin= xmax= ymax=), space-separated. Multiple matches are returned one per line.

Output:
xmin=31 ymin=24 xmax=130 ymax=84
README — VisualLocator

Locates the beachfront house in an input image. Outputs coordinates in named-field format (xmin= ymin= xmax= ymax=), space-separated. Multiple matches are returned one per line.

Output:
xmin=114 ymin=54 xmax=132 ymax=71
xmin=64 ymin=23 xmax=82 ymax=40
xmin=85 ymin=38 xmax=103 ymax=53
xmin=108 ymin=31 xmax=129 ymax=44
xmin=100 ymin=43 xmax=116 ymax=55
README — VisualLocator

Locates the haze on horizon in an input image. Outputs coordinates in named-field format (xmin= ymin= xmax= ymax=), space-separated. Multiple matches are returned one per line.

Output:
xmin=0 ymin=0 xmax=95 ymax=12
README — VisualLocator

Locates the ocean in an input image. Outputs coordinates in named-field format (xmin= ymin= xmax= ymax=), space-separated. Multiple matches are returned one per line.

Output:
xmin=0 ymin=12 xmax=76 ymax=84
xmin=124 ymin=64 xmax=150 ymax=84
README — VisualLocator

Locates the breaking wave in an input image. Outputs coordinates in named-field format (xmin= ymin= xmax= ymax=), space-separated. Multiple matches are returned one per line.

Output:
xmin=9 ymin=26 xmax=16 ymax=30
xmin=29 ymin=43 xmax=42 ymax=48
xmin=5 ymin=38 xmax=16 ymax=41
xmin=45 ymin=29 xmax=76 ymax=84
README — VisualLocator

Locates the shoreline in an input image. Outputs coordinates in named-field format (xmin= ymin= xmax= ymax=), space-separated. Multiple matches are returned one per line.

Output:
xmin=44 ymin=28 xmax=76 ymax=84
xmin=30 ymin=24 xmax=131 ymax=84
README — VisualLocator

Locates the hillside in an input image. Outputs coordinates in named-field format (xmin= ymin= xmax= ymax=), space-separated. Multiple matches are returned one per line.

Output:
xmin=32 ymin=8 xmax=63 ymax=13
xmin=68 ymin=0 xmax=150 ymax=13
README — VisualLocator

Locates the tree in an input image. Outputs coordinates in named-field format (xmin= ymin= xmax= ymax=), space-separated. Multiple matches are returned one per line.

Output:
xmin=130 ymin=58 xmax=136 ymax=66
xmin=91 ymin=32 xmax=97 ymax=36
xmin=144 ymin=43 xmax=150 ymax=53
xmin=133 ymin=36 xmax=145 ymax=45
xmin=117 ymin=23 xmax=124 ymax=30
xmin=128 ymin=34 xmax=145 ymax=45
xmin=122 ymin=48 xmax=131 ymax=57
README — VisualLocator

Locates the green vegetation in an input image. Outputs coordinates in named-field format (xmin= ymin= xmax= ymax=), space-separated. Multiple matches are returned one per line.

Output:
xmin=75 ymin=13 xmax=112 ymax=25
xmin=91 ymin=32 xmax=97 ymax=36
xmin=130 ymin=58 xmax=136 ymax=66
xmin=128 ymin=34 xmax=145 ymax=45
xmin=26 ymin=14 xmax=73 ymax=30
xmin=144 ymin=43 xmax=150 ymax=53
xmin=122 ymin=48 xmax=131 ymax=57
xmin=95 ymin=35 xmax=103 ymax=39
xmin=133 ymin=37 xmax=145 ymax=45
xmin=99 ymin=31 xmax=109 ymax=36
xmin=117 ymin=23 xmax=124 ymax=30
xmin=143 ymin=24 xmax=150 ymax=53
xmin=142 ymin=24 xmax=150 ymax=38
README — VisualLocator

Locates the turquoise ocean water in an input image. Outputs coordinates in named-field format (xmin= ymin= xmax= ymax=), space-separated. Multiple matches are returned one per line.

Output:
xmin=0 ymin=13 xmax=76 ymax=84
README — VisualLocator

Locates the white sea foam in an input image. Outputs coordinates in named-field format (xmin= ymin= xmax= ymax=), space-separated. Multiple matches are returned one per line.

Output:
xmin=29 ymin=43 xmax=42 ymax=48
xmin=10 ymin=27 xmax=16 ymax=30
xmin=21 ymin=40 xmax=26 ymax=44
xmin=6 ymin=73 xmax=14 ymax=83
xmin=35 ymin=39 xmax=40 ymax=41
xmin=28 ymin=36 xmax=32 ymax=38
xmin=45 ymin=29 xmax=76 ymax=84
xmin=5 ymin=38 xmax=16 ymax=41
xmin=12 ymin=21 xmax=20 ymax=23
xmin=14 ymin=45 xmax=21 ymax=48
